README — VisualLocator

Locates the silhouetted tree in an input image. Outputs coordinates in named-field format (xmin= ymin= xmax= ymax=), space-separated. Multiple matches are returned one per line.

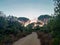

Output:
xmin=38 ymin=15 xmax=51 ymax=21
xmin=18 ymin=17 xmax=29 ymax=22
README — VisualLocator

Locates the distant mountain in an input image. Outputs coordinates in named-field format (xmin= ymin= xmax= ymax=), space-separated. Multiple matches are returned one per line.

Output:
xmin=18 ymin=17 xmax=29 ymax=22
xmin=38 ymin=15 xmax=51 ymax=21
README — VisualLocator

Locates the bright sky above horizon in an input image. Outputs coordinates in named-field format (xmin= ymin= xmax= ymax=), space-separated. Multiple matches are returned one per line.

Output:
xmin=0 ymin=0 xmax=54 ymax=19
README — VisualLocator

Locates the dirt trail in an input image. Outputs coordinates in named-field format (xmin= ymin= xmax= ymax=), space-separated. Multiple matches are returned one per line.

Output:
xmin=13 ymin=32 xmax=41 ymax=45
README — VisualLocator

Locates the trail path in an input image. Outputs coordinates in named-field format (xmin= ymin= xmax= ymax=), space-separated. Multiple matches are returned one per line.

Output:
xmin=13 ymin=32 xmax=41 ymax=45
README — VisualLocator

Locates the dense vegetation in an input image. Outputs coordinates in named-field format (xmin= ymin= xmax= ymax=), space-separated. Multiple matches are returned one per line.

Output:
xmin=48 ymin=0 xmax=60 ymax=45
xmin=0 ymin=13 xmax=29 ymax=45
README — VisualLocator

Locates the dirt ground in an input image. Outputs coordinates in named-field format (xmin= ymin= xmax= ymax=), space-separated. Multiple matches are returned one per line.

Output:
xmin=13 ymin=32 xmax=41 ymax=45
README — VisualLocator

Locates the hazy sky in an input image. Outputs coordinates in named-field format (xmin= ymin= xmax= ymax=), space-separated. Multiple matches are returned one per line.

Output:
xmin=0 ymin=0 xmax=54 ymax=19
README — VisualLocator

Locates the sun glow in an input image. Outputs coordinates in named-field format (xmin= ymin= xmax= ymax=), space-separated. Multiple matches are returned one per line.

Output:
xmin=24 ymin=18 xmax=44 ymax=27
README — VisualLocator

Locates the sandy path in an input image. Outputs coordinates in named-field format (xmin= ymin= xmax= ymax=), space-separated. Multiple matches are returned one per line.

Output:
xmin=13 ymin=32 xmax=41 ymax=45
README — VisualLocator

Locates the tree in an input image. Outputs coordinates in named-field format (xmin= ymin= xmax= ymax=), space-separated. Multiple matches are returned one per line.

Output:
xmin=49 ymin=0 xmax=60 ymax=45
xmin=26 ymin=23 xmax=34 ymax=33
xmin=18 ymin=17 xmax=29 ymax=22
xmin=38 ymin=15 xmax=51 ymax=21
xmin=47 ymin=0 xmax=60 ymax=45
xmin=53 ymin=0 xmax=60 ymax=38
xmin=54 ymin=0 xmax=60 ymax=16
xmin=0 ymin=15 xmax=26 ymax=43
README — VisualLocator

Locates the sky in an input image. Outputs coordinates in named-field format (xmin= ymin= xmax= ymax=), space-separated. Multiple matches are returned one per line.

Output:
xmin=0 ymin=0 xmax=54 ymax=19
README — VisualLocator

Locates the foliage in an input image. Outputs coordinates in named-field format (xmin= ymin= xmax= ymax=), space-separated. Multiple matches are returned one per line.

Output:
xmin=47 ymin=0 xmax=60 ymax=45
xmin=38 ymin=15 xmax=51 ymax=21
xmin=18 ymin=17 xmax=29 ymax=22
xmin=0 ymin=14 xmax=25 ymax=44
xmin=25 ymin=23 xmax=34 ymax=33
